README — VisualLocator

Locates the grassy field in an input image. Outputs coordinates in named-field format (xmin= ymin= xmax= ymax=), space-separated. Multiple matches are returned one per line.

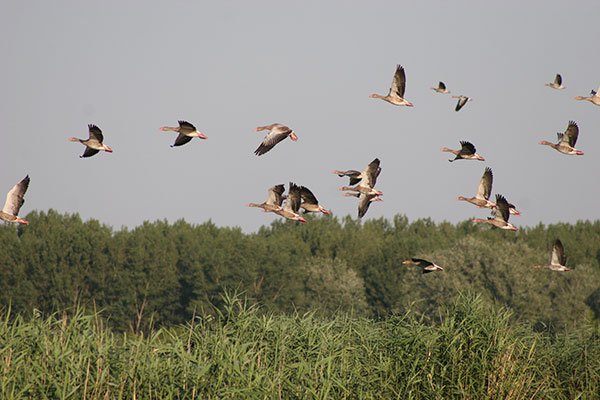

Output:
xmin=1 ymin=293 xmax=598 ymax=400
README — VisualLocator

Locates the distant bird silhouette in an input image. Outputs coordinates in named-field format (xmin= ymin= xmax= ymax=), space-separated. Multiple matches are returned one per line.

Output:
xmin=441 ymin=141 xmax=485 ymax=162
xmin=532 ymin=239 xmax=571 ymax=272
xmin=452 ymin=95 xmax=472 ymax=111
xmin=539 ymin=121 xmax=584 ymax=155
xmin=370 ymin=65 xmax=413 ymax=106
xmin=431 ymin=81 xmax=450 ymax=94
xmin=402 ymin=258 xmax=444 ymax=274
xmin=1 ymin=175 xmax=30 ymax=225
xmin=254 ymin=123 xmax=297 ymax=156
xmin=68 ymin=124 xmax=113 ymax=158
xmin=545 ymin=73 xmax=565 ymax=90
xmin=160 ymin=120 xmax=207 ymax=147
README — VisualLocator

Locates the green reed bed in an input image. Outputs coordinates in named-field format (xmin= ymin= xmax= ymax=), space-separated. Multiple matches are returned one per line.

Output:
xmin=1 ymin=294 xmax=598 ymax=399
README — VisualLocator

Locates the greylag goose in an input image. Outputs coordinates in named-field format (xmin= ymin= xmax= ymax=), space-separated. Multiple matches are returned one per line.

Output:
xmin=431 ymin=81 xmax=450 ymax=94
xmin=532 ymin=239 xmax=571 ymax=272
xmin=299 ymin=186 xmax=330 ymax=215
xmin=539 ymin=121 xmax=584 ymax=156
xmin=339 ymin=158 xmax=383 ymax=196
xmin=452 ymin=95 xmax=472 ymax=111
xmin=160 ymin=120 xmax=207 ymax=147
xmin=275 ymin=182 xmax=306 ymax=223
xmin=68 ymin=124 xmax=113 ymax=158
xmin=472 ymin=194 xmax=517 ymax=231
xmin=370 ymin=65 xmax=413 ymax=106
xmin=545 ymin=74 xmax=565 ymax=90
xmin=254 ymin=123 xmax=298 ymax=156
xmin=457 ymin=167 xmax=495 ymax=208
xmin=441 ymin=141 xmax=485 ymax=162
xmin=574 ymin=87 xmax=600 ymax=106
xmin=1 ymin=175 xmax=30 ymax=225
xmin=402 ymin=258 xmax=444 ymax=274
xmin=344 ymin=192 xmax=383 ymax=218
xmin=246 ymin=184 xmax=285 ymax=213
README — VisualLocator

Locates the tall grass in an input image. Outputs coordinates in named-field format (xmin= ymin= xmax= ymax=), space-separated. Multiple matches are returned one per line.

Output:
xmin=1 ymin=293 xmax=598 ymax=399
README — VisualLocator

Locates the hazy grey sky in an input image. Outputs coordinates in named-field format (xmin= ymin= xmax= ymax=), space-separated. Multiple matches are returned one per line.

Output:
xmin=2 ymin=1 xmax=599 ymax=232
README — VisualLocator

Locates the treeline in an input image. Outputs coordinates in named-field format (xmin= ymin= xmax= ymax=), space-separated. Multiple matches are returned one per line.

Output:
xmin=1 ymin=210 xmax=600 ymax=332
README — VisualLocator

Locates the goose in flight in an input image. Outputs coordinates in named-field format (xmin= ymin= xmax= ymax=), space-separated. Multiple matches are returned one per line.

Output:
xmin=402 ymin=258 xmax=444 ymax=274
xmin=339 ymin=158 xmax=383 ymax=196
xmin=1 ymin=175 xmax=30 ymax=225
xmin=160 ymin=120 xmax=207 ymax=147
xmin=472 ymin=194 xmax=517 ymax=231
xmin=299 ymin=185 xmax=330 ymax=215
xmin=532 ymin=239 xmax=571 ymax=272
xmin=254 ymin=123 xmax=298 ymax=156
xmin=457 ymin=167 xmax=495 ymax=208
xmin=574 ymin=87 xmax=600 ymax=106
xmin=344 ymin=192 xmax=383 ymax=218
xmin=441 ymin=141 xmax=485 ymax=162
xmin=545 ymin=74 xmax=565 ymax=90
xmin=452 ymin=95 xmax=472 ymax=111
xmin=431 ymin=81 xmax=450 ymax=94
xmin=370 ymin=65 xmax=413 ymax=106
xmin=275 ymin=182 xmax=306 ymax=223
xmin=68 ymin=124 xmax=113 ymax=158
xmin=246 ymin=184 xmax=285 ymax=213
xmin=539 ymin=121 xmax=584 ymax=156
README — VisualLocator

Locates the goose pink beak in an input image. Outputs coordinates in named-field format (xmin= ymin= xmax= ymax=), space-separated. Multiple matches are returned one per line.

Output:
xmin=197 ymin=132 xmax=208 ymax=140
xmin=290 ymin=132 xmax=298 ymax=141
xmin=104 ymin=146 xmax=113 ymax=153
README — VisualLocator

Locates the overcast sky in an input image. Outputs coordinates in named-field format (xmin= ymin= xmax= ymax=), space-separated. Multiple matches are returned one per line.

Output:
xmin=2 ymin=1 xmax=599 ymax=232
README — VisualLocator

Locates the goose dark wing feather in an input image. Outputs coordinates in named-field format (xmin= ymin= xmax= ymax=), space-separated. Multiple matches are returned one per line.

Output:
xmin=81 ymin=147 xmax=100 ymax=158
xmin=390 ymin=65 xmax=406 ymax=97
xmin=172 ymin=133 xmax=193 ymax=147
xmin=564 ymin=121 xmax=579 ymax=147
xmin=460 ymin=141 xmax=476 ymax=155
xmin=88 ymin=124 xmax=103 ymax=142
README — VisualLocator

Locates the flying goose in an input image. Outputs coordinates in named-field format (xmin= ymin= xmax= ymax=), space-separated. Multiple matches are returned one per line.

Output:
xmin=539 ymin=121 xmax=584 ymax=156
xmin=532 ymin=239 xmax=571 ymax=272
xmin=545 ymin=74 xmax=565 ymax=90
xmin=339 ymin=158 xmax=383 ymax=196
xmin=431 ymin=81 xmax=450 ymax=94
xmin=370 ymin=65 xmax=414 ymax=106
xmin=457 ymin=167 xmax=495 ymax=208
xmin=574 ymin=87 xmax=600 ymax=106
xmin=452 ymin=95 xmax=472 ymax=111
xmin=441 ymin=141 xmax=485 ymax=162
xmin=344 ymin=192 xmax=383 ymax=218
xmin=402 ymin=258 xmax=444 ymax=274
xmin=472 ymin=194 xmax=517 ymax=231
xmin=299 ymin=186 xmax=330 ymax=215
xmin=68 ymin=124 xmax=113 ymax=158
xmin=246 ymin=184 xmax=285 ymax=213
xmin=1 ymin=175 xmax=30 ymax=225
xmin=160 ymin=120 xmax=207 ymax=147
xmin=254 ymin=123 xmax=298 ymax=156
xmin=275 ymin=182 xmax=306 ymax=223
